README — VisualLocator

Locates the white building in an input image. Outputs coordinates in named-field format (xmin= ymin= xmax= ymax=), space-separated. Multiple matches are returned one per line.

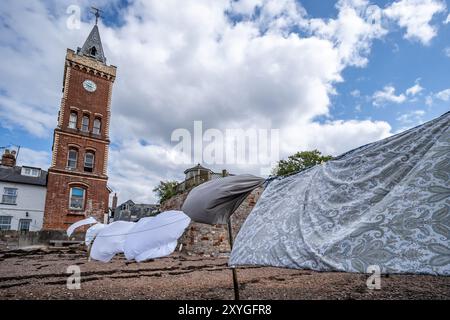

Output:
xmin=0 ymin=150 xmax=47 ymax=231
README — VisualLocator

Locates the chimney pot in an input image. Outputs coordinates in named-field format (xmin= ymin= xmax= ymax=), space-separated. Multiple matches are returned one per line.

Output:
xmin=1 ymin=149 xmax=16 ymax=167
xmin=112 ymin=193 xmax=118 ymax=210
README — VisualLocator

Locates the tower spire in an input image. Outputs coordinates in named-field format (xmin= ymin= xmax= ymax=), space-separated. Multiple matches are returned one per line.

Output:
xmin=77 ymin=8 xmax=106 ymax=63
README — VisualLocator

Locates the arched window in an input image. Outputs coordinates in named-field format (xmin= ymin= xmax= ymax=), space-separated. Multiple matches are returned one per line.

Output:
xmin=90 ymin=46 xmax=97 ymax=56
xmin=67 ymin=149 xmax=78 ymax=169
xmin=81 ymin=115 xmax=89 ymax=132
xmin=84 ymin=152 xmax=95 ymax=172
xmin=93 ymin=118 xmax=101 ymax=135
xmin=69 ymin=187 xmax=85 ymax=210
xmin=69 ymin=112 xmax=77 ymax=129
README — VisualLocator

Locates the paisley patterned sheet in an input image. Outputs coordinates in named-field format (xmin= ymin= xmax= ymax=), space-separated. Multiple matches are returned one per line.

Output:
xmin=229 ymin=112 xmax=450 ymax=275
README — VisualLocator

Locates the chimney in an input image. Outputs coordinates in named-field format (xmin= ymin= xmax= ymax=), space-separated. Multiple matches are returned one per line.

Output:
xmin=1 ymin=149 xmax=16 ymax=167
xmin=112 ymin=193 xmax=118 ymax=210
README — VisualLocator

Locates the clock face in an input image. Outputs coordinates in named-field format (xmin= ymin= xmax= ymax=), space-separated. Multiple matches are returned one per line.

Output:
xmin=83 ymin=80 xmax=97 ymax=92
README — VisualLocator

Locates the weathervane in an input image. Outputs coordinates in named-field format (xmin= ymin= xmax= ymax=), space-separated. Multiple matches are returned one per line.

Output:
xmin=91 ymin=7 xmax=103 ymax=25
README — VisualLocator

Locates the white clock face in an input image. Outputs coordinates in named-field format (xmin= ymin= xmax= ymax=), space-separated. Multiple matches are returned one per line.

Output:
xmin=83 ymin=80 xmax=97 ymax=92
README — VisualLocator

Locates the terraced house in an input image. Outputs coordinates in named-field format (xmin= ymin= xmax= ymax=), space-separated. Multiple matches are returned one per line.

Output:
xmin=0 ymin=150 xmax=47 ymax=231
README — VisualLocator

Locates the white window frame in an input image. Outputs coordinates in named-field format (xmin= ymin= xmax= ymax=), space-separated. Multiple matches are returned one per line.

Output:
xmin=81 ymin=115 xmax=90 ymax=132
xmin=93 ymin=118 xmax=101 ymax=135
xmin=18 ymin=219 xmax=32 ymax=232
xmin=67 ymin=149 xmax=78 ymax=169
xmin=21 ymin=167 xmax=40 ymax=177
xmin=0 ymin=216 xmax=12 ymax=230
xmin=84 ymin=152 xmax=95 ymax=172
xmin=69 ymin=187 xmax=86 ymax=211
xmin=2 ymin=188 xmax=18 ymax=205
xmin=69 ymin=112 xmax=78 ymax=129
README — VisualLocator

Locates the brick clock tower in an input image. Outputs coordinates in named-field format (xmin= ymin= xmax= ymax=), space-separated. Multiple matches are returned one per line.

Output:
xmin=43 ymin=22 xmax=117 ymax=230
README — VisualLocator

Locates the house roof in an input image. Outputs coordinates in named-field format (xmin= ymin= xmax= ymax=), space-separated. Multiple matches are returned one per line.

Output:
xmin=0 ymin=166 xmax=47 ymax=186
xmin=184 ymin=163 xmax=212 ymax=174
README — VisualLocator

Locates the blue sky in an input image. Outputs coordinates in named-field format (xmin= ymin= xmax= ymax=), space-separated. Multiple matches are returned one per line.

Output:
xmin=0 ymin=0 xmax=449 ymax=202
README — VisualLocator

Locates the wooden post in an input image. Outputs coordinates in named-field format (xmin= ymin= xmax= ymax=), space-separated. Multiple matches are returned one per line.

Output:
xmin=227 ymin=219 xmax=240 ymax=300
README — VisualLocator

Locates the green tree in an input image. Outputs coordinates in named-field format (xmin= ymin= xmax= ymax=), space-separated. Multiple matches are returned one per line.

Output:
xmin=153 ymin=180 xmax=179 ymax=203
xmin=272 ymin=150 xmax=333 ymax=177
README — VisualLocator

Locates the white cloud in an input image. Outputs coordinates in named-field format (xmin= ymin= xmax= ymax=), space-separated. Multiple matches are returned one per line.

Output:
xmin=372 ymin=85 xmax=407 ymax=106
xmin=350 ymin=89 xmax=361 ymax=97
xmin=444 ymin=47 xmax=450 ymax=57
xmin=405 ymin=82 xmax=424 ymax=95
xmin=384 ymin=0 xmax=446 ymax=45
xmin=435 ymin=88 xmax=450 ymax=101
xmin=444 ymin=13 xmax=450 ymax=24
xmin=308 ymin=0 xmax=387 ymax=67
xmin=397 ymin=109 xmax=425 ymax=125
xmin=0 ymin=0 xmax=397 ymax=203
xmin=282 ymin=119 xmax=392 ymax=156
xmin=16 ymin=148 xmax=51 ymax=170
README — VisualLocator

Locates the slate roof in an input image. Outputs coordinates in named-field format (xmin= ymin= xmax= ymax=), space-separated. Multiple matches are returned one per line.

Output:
xmin=0 ymin=166 xmax=47 ymax=186
xmin=114 ymin=200 xmax=160 ymax=222
xmin=78 ymin=25 xmax=106 ymax=63
xmin=184 ymin=163 xmax=212 ymax=174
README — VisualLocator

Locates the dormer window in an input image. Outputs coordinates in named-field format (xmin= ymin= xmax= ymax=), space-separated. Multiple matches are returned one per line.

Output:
xmin=21 ymin=167 xmax=41 ymax=177
xmin=90 ymin=46 xmax=97 ymax=56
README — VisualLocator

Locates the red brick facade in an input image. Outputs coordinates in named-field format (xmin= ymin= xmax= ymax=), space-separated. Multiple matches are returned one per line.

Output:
xmin=43 ymin=46 xmax=117 ymax=230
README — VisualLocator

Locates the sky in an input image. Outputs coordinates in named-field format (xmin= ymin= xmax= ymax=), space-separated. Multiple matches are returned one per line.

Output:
xmin=0 ymin=0 xmax=449 ymax=204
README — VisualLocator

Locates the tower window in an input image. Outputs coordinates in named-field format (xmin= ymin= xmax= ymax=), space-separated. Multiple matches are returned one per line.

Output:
xmin=67 ymin=149 xmax=78 ymax=169
xmin=84 ymin=152 xmax=95 ymax=172
xmin=90 ymin=46 xmax=97 ymax=56
xmin=69 ymin=112 xmax=77 ymax=129
xmin=93 ymin=118 xmax=101 ymax=135
xmin=69 ymin=187 xmax=85 ymax=210
xmin=81 ymin=115 xmax=90 ymax=132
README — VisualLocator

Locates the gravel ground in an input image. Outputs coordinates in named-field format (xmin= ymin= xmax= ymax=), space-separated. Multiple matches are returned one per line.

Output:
xmin=0 ymin=247 xmax=449 ymax=300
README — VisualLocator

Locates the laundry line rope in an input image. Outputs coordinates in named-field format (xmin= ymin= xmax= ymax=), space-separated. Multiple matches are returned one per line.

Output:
xmin=94 ymin=216 xmax=191 ymax=238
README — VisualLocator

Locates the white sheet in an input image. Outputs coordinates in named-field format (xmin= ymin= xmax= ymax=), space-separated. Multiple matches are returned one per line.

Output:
xmin=124 ymin=211 xmax=191 ymax=262
xmin=89 ymin=221 xmax=135 ymax=262
xmin=66 ymin=217 xmax=97 ymax=237
xmin=85 ymin=223 xmax=106 ymax=246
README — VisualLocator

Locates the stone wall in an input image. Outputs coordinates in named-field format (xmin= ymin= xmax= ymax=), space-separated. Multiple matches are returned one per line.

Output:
xmin=0 ymin=230 xmax=85 ymax=250
xmin=161 ymin=187 xmax=263 ymax=257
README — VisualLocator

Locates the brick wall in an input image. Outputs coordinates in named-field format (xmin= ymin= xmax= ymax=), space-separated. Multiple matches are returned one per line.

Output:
xmin=43 ymin=173 xmax=109 ymax=230
xmin=161 ymin=187 xmax=263 ymax=256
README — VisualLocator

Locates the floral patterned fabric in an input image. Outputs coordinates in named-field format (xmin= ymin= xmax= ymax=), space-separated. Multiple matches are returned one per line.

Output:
xmin=230 ymin=112 xmax=450 ymax=275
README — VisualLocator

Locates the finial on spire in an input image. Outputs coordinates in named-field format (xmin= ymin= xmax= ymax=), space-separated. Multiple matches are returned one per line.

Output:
xmin=91 ymin=7 xmax=102 ymax=25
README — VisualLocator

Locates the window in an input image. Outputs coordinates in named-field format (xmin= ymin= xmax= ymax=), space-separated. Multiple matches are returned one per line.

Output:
xmin=93 ymin=118 xmax=101 ymax=135
xmin=90 ymin=46 xmax=97 ymax=56
xmin=69 ymin=187 xmax=85 ymax=210
xmin=69 ymin=112 xmax=77 ymax=129
xmin=2 ymin=188 xmax=17 ymax=205
xmin=0 ymin=216 xmax=12 ymax=230
xmin=21 ymin=167 xmax=40 ymax=177
xmin=81 ymin=115 xmax=89 ymax=132
xmin=84 ymin=152 xmax=95 ymax=172
xmin=67 ymin=149 xmax=78 ymax=169
xmin=19 ymin=219 xmax=32 ymax=232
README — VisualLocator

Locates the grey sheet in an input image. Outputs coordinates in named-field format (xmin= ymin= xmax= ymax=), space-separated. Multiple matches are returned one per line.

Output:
xmin=182 ymin=174 xmax=265 ymax=225
xmin=229 ymin=112 xmax=450 ymax=275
